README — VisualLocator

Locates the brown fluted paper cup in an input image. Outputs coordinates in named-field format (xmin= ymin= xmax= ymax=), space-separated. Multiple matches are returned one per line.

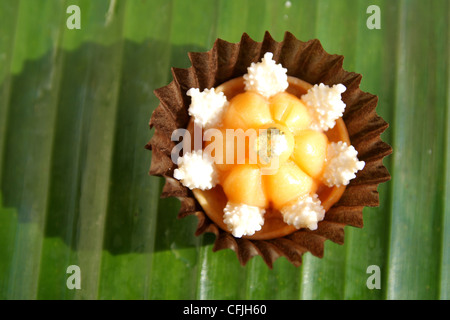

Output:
xmin=146 ymin=31 xmax=392 ymax=268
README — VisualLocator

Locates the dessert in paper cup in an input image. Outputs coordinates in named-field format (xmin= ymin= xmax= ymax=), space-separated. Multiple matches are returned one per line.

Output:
xmin=146 ymin=32 xmax=391 ymax=267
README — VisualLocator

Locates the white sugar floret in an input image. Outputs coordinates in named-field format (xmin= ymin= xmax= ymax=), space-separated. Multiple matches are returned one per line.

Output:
xmin=322 ymin=141 xmax=365 ymax=187
xmin=301 ymin=83 xmax=346 ymax=131
xmin=173 ymin=150 xmax=218 ymax=190
xmin=271 ymin=133 xmax=289 ymax=156
xmin=187 ymin=88 xmax=228 ymax=128
xmin=280 ymin=194 xmax=325 ymax=230
xmin=243 ymin=52 xmax=289 ymax=98
xmin=223 ymin=202 xmax=265 ymax=238
xmin=256 ymin=130 xmax=289 ymax=160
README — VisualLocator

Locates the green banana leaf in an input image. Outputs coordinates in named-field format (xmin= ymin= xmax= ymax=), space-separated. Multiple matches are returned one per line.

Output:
xmin=0 ymin=0 xmax=448 ymax=300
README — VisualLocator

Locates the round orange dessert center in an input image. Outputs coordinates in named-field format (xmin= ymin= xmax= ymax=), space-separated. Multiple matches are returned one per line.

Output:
xmin=217 ymin=89 xmax=326 ymax=211
xmin=192 ymin=76 xmax=350 ymax=240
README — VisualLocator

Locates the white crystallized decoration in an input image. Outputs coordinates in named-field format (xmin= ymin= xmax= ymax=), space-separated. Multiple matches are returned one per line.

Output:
xmin=223 ymin=202 xmax=265 ymax=237
xmin=280 ymin=194 xmax=325 ymax=230
xmin=301 ymin=83 xmax=347 ymax=131
xmin=255 ymin=129 xmax=289 ymax=160
xmin=322 ymin=141 xmax=365 ymax=187
xmin=173 ymin=53 xmax=364 ymax=238
xmin=243 ymin=52 xmax=289 ymax=98
xmin=173 ymin=150 xmax=218 ymax=190
xmin=270 ymin=133 xmax=289 ymax=156
xmin=186 ymin=88 xmax=228 ymax=128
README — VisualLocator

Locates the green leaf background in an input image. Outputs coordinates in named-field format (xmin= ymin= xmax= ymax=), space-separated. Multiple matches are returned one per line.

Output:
xmin=0 ymin=0 xmax=448 ymax=300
